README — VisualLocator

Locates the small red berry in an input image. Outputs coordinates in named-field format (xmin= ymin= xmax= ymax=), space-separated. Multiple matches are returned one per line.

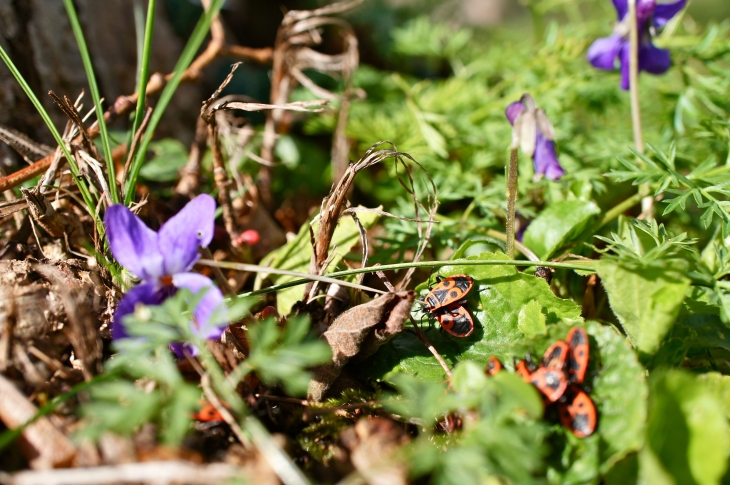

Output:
xmin=234 ymin=229 xmax=260 ymax=246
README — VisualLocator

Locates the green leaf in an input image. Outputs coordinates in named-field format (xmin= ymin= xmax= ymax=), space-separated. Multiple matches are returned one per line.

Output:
xmin=650 ymin=299 xmax=730 ymax=368
xmin=596 ymin=259 xmax=691 ymax=357
xmin=358 ymin=252 xmax=582 ymax=382
xmin=522 ymin=200 xmax=600 ymax=260
xmin=139 ymin=139 xmax=189 ymax=182
xmin=160 ymin=384 xmax=200 ymax=446
xmin=698 ymin=372 xmax=730 ymax=421
xmin=640 ymin=370 xmax=730 ymax=485
xmin=247 ymin=317 xmax=332 ymax=396
xmin=255 ymin=211 xmax=379 ymax=315
xmin=518 ymin=300 xmax=547 ymax=337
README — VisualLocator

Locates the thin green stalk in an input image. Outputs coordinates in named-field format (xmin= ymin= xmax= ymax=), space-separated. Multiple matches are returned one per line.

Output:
xmin=594 ymin=191 xmax=644 ymax=231
xmin=124 ymin=0 xmax=226 ymax=204
xmin=0 ymin=44 xmax=96 ymax=218
xmin=128 ymin=0 xmax=157 ymax=180
xmin=63 ymin=0 xmax=119 ymax=204
xmin=505 ymin=147 xmax=519 ymax=259
xmin=627 ymin=0 xmax=654 ymax=215
xmin=198 ymin=258 xmax=597 ymax=300
xmin=628 ymin=0 xmax=643 ymax=153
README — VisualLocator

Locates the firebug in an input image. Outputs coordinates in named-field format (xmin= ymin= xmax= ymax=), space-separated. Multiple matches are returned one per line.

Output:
xmin=566 ymin=327 xmax=589 ymax=384
xmin=558 ymin=386 xmax=597 ymax=438
xmin=486 ymin=356 xmax=503 ymax=375
xmin=542 ymin=339 xmax=569 ymax=371
xmin=435 ymin=303 xmax=474 ymax=337
xmin=422 ymin=274 xmax=474 ymax=313
xmin=529 ymin=366 xmax=568 ymax=403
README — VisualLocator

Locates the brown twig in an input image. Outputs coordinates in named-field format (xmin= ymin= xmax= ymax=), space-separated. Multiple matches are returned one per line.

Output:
xmin=1 ymin=461 xmax=248 ymax=485
xmin=201 ymin=64 xmax=242 ymax=241
xmin=200 ymin=247 xmax=235 ymax=296
xmin=175 ymin=116 xmax=209 ymax=197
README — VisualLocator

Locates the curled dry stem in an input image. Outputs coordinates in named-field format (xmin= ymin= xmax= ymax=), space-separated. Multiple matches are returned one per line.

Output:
xmin=300 ymin=141 xmax=436 ymax=301
xmin=260 ymin=0 xmax=363 ymax=204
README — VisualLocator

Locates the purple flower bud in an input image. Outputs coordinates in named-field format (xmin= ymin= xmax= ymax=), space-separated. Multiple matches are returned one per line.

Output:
xmin=505 ymin=95 xmax=565 ymax=181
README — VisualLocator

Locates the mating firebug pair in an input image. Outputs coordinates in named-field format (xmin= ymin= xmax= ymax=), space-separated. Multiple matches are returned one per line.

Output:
xmin=486 ymin=327 xmax=596 ymax=438
xmin=420 ymin=274 xmax=475 ymax=337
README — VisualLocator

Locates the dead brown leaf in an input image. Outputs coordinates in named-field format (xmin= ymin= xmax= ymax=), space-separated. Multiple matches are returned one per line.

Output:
xmin=308 ymin=291 xmax=415 ymax=401
xmin=340 ymin=417 xmax=409 ymax=485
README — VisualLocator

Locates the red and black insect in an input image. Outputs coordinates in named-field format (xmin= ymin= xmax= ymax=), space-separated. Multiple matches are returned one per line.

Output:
xmin=558 ymin=387 xmax=597 ymax=438
xmin=420 ymin=274 xmax=475 ymax=337
xmin=486 ymin=327 xmax=597 ymax=438
xmin=566 ymin=327 xmax=589 ymax=384
xmin=193 ymin=403 xmax=225 ymax=423
xmin=486 ymin=356 xmax=503 ymax=375
xmin=514 ymin=359 xmax=533 ymax=382
xmin=435 ymin=303 xmax=475 ymax=337
xmin=542 ymin=339 xmax=569 ymax=371
xmin=422 ymin=274 xmax=474 ymax=312
xmin=529 ymin=366 xmax=568 ymax=403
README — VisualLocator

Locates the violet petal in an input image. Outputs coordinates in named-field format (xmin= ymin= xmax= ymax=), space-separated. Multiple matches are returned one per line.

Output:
xmin=170 ymin=342 xmax=199 ymax=358
xmin=654 ymin=0 xmax=686 ymax=27
xmin=619 ymin=43 xmax=631 ymax=90
xmin=172 ymin=272 xmax=227 ymax=340
xmin=505 ymin=101 xmax=525 ymax=126
xmin=158 ymin=194 xmax=217 ymax=275
xmin=636 ymin=0 xmax=657 ymax=26
xmin=587 ymin=35 xmax=623 ymax=71
xmin=105 ymin=205 xmax=165 ymax=281
xmin=639 ymin=42 xmax=672 ymax=74
xmin=112 ymin=282 xmax=167 ymax=340
xmin=533 ymin=134 xmax=564 ymax=181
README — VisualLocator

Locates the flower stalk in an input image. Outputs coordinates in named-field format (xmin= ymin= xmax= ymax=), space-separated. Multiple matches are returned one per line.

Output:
xmin=506 ymin=147 xmax=519 ymax=259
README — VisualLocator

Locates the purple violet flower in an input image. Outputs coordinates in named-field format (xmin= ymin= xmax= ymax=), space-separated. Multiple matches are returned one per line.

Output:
xmin=505 ymin=94 xmax=565 ymax=181
xmin=105 ymin=194 xmax=227 ymax=355
xmin=587 ymin=0 xmax=686 ymax=90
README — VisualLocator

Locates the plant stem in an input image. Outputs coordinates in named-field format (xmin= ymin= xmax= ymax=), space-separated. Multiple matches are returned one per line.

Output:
xmin=199 ymin=258 xmax=597 ymax=300
xmin=627 ymin=0 xmax=654 ymax=216
xmin=593 ymin=191 xmax=644 ymax=231
xmin=628 ymin=0 xmax=643 ymax=153
xmin=505 ymin=147 xmax=519 ymax=259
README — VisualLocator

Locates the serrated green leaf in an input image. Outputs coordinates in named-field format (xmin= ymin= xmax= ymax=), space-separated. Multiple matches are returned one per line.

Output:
xmin=596 ymin=259 xmax=690 ymax=356
xmin=522 ymin=200 xmax=600 ymax=260
xmin=640 ymin=370 xmax=730 ymax=485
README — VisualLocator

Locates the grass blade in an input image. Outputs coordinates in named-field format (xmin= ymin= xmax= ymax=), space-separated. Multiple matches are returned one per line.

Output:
xmin=62 ymin=0 xmax=119 ymax=204
xmin=0 ymin=44 xmax=96 ymax=217
xmin=128 ymin=0 xmax=157 ymax=182
xmin=124 ymin=0 xmax=226 ymax=204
